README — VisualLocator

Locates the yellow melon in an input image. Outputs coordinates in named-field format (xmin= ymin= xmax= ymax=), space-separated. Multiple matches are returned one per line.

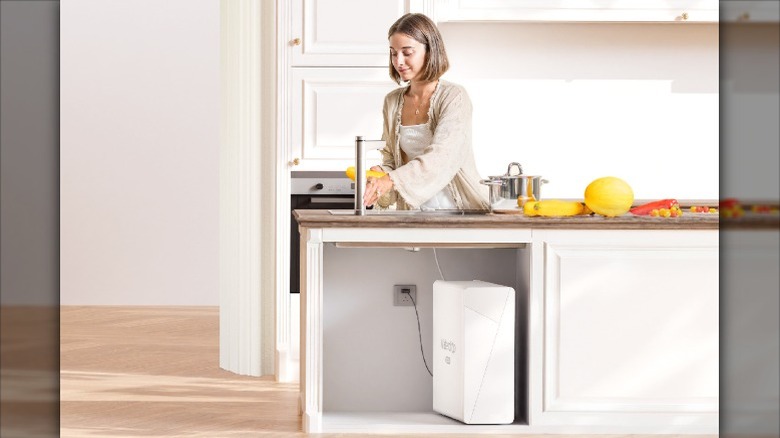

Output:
xmin=584 ymin=177 xmax=634 ymax=217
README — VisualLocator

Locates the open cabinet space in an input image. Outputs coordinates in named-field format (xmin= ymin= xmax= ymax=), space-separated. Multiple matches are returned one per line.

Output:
xmin=321 ymin=245 xmax=530 ymax=432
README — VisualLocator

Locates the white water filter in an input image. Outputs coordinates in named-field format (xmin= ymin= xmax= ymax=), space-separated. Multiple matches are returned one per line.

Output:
xmin=432 ymin=280 xmax=515 ymax=424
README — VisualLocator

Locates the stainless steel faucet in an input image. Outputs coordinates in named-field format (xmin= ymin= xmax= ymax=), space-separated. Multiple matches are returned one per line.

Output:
xmin=354 ymin=136 xmax=386 ymax=216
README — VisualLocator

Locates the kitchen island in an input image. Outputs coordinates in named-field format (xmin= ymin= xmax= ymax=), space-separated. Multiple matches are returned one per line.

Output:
xmin=294 ymin=209 xmax=719 ymax=434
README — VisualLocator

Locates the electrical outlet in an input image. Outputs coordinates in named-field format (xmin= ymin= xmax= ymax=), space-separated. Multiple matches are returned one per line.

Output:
xmin=393 ymin=284 xmax=417 ymax=307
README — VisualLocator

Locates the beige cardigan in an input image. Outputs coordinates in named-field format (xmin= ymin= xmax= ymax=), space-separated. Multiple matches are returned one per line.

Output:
xmin=377 ymin=80 xmax=490 ymax=211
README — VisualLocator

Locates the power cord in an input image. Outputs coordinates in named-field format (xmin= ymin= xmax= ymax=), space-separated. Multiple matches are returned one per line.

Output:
xmin=406 ymin=291 xmax=433 ymax=377
xmin=432 ymin=248 xmax=445 ymax=281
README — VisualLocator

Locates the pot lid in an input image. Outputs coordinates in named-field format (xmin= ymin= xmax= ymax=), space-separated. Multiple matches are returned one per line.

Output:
xmin=487 ymin=174 xmax=543 ymax=180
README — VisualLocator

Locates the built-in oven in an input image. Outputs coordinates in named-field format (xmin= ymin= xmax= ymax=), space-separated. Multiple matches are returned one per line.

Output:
xmin=290 ymin=171 xmax=355 ymax=294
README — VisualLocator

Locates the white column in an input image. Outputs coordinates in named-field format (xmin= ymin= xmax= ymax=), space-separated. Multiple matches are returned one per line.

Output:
xmin=302 ymin=228 xmax=324 ymax=432
xmin=219 ymin=0 xmax=277 ymax=376
xmin=274 ymin=0 xmax=296 ymax=383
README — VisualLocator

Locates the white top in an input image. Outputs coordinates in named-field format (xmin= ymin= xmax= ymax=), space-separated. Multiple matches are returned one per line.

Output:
xmin=399 ymin=124 xmax=457 ymax=210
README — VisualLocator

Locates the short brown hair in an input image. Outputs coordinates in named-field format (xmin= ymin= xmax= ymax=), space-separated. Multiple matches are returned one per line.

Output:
xmin=387 ymin=13 xmax=449 ymax=84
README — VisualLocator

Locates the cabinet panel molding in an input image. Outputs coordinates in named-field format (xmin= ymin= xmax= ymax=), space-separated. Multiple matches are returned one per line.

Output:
xmin=291 ymin=0 xmax=411 ymax=66
xmin=543 ymin=242 xmax=718 ymax=413
xmin=528 ymin=230 xmax=718 ymax=432
xmin=291 ymin=69 xmax=398 ymax=170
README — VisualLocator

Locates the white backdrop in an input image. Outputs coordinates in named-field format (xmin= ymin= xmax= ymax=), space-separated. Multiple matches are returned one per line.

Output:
xmin=441 ymin=22 xmax=719 ymax=200
xmin=60 ymin=0 xmax=220 ymax=305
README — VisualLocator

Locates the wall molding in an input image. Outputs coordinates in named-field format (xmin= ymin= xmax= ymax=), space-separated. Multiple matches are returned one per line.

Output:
xmin=219 ymin=0 xmax=276 ymax=377
xmin=275 ymin=0 xmax=295 ymax=382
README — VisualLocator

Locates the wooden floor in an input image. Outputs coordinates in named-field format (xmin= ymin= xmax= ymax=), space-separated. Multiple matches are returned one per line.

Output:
xmin=1 ymin=306 xmax=59 ymax=438
xmin=59 ymin=306 xmax=715 ymax=438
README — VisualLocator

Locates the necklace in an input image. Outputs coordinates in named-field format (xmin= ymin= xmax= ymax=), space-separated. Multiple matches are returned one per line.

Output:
xmin=413 ymin=95 xmax=427 ymax=115
xmin=410 ymin=82 xmax=437 ymax=116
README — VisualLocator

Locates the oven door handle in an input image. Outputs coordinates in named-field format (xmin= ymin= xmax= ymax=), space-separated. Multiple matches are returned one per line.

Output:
xmin=309 ymin=197 xmax=354 ymax=204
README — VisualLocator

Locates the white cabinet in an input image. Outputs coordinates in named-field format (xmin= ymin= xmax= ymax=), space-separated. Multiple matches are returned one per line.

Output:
xmin=290 ymin=68 xmax=398 ymax=171
xmin=297 ymin=224 xmax=720 ymax=433
xmin=290 ymin=0 xmax=410 ymax=66
xmin=283 ymin=0 xmax=721 ymax=172
xmin=425 ymin=0 xmax=718 ymax=23
xmin=529 ymin=229 xmax=719 ymax=431
xmin=721 ymin=1 xmax=780 ymax=23
xmin=720 ymin=230 xmax=780 ymax=435
xmin=284 ymin=0 xmax=414 ymax=170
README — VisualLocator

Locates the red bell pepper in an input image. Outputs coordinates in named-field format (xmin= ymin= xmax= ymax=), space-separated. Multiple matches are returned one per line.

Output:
xmin=719 ymin=198 xmax=741 ymax=209
xmin=630 ymin=199 xmax=679 ymax=216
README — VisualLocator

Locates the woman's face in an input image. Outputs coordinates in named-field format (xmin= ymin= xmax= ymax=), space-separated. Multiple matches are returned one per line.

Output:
xmin=389 ymin=33 xmax=427 ymax=82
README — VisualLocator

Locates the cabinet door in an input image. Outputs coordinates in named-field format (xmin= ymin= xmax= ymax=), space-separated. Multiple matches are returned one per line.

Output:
xmin=721 ymin=1 xmax=780 ymax=22
xmin=291 ymin=0 xmax=411 ymax=66
xmin=720 ymin=230 xmax=779 ymax=435
xmin=529 ymin=230 xmax=718 ymax=432
xmin=290 ymin=68 xmax=399 ymax=171
xmin=426 ymin=0 xmax=718 ymax=23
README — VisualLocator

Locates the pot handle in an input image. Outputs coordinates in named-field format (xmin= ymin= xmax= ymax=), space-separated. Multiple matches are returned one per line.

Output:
xmin=480 ymin=179 xmax=503 ymax=186
xmin=541 ymin=179 xmax=549 ymax=184
xmin=506 ymin=162 xmax=523 ymax=176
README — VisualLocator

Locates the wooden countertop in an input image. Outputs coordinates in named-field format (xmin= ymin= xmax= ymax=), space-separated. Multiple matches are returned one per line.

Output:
xmin=294 ymin=209 xmax=721 ymax=230
xmin=720 ymin=214 xmax=780 ymax=230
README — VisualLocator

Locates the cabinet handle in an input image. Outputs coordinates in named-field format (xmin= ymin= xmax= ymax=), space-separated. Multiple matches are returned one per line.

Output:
xmin=290 ymin=158 xmax=300 ymax=166
xmin=291 ymin=38 xmax=301 ymax=46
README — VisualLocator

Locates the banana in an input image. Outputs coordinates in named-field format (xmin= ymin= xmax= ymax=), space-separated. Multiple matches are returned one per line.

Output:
xmin=523 ymin=200 xmax=585 ymax=217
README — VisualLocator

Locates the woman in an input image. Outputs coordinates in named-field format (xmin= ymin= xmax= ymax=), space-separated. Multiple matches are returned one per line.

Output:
xmin=363 ymin=13 xmax=490 ymax=211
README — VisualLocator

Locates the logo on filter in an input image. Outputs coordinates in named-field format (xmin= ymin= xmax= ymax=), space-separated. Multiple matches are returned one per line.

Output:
xmin=440 ymin=339 xmax=456 ymax=353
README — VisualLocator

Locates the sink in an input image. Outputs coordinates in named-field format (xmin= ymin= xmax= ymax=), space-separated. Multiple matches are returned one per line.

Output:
xmin=328 ymin=209 xmax=487 ymax=216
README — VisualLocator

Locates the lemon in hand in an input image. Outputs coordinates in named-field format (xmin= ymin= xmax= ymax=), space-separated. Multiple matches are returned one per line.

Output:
xmin=345 ymin=166 xmax=387 ymax=182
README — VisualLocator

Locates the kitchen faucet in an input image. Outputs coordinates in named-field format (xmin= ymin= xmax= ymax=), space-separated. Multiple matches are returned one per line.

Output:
xmin=354 ymin=136 xmax=386 ymax=216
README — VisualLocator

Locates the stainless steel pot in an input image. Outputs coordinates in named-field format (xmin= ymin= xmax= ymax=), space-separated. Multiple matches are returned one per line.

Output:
xmin=480 ymin=162 xmax=549 ymax=210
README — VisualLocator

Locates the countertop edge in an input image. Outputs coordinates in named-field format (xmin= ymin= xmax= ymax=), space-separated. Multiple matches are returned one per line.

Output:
xmin=293 ymin=210 xmax=724 ymax=230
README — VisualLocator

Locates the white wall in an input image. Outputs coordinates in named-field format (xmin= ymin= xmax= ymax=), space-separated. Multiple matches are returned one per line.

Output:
xmin=1 ymin=1 xmax=59 ymax=306
xmin=439 ymin=22 xmax=719 ymax=200
xmin=60 ymin=0 xmax=220 ymax=305
xmin=720 ymin=23 xmax=780 ymax=201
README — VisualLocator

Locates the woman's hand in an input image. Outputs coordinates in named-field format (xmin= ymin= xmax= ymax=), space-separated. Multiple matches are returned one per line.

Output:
xmin=363 ymin=171 xmax=393 ymax=207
